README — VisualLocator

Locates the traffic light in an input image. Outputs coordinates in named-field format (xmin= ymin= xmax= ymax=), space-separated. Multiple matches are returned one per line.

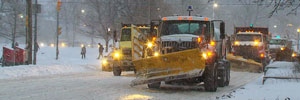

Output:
xmin=58 ymin=27 xmax=62 ymax=35
xmin=250 ymin=24 xmax=253 ymax=28
xmin=57 ymin=0 xmax=61 ymax=11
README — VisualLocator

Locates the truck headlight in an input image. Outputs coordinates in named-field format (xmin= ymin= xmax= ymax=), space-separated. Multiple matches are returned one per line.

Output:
xmin=292 ymin=53 xmax=297 ymax=57
xmin=102 ymin=58 xmax=108 ymax=66
xmin=280 ymin=47 xmax=285 ymax=51
xmin=202 ymin=51 xmax=213 ymax=59
xmin=234 ymin=41 xmax=239 ymax=45
xmin=260 ymin=53 xmax=264 ymax=58
xmin=147 ymin=42 xmax=153 ymax=48
xmin=113 ymin=52 xmax=121 ymax=59
xmin=154 ymin=52 xmax=159 ymax=57
xmin=210 ymin=41 xmax=215 ymax=46
xmin=254 ymin=41 xmax=259 ymax=46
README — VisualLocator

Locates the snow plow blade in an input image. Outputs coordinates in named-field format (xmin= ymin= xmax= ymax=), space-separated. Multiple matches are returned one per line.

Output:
xmin=131 ymin=49 xmax=206 ymax=86
xmin=226 ymin=54 xmax=263 ymax=73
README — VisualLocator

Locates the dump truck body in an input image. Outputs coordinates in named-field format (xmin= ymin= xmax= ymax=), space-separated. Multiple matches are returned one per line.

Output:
xmin=131 ymin=15 xmax=230 ymax=91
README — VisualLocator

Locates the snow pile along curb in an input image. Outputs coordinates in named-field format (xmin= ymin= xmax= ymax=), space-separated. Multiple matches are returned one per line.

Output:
xmin=0 ymin=64 xmax=93 ymax=79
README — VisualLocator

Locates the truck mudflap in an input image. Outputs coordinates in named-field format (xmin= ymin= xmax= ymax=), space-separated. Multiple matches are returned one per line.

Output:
xmin=131 ymin=48 xmax=206 ymax=86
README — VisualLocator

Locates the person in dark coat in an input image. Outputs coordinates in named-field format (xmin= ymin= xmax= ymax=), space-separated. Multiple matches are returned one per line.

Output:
xmin=97 ymin=43 xmax=104 ymax=59
xmin=81 ymin=45 xmax=86 ymax=59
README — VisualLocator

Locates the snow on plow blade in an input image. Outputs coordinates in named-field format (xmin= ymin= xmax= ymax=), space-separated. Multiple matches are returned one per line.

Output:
xmin=131 ymin=49 xmax=206 ymax=86
xmin=227 ymin=53 xmax=263 ymax=73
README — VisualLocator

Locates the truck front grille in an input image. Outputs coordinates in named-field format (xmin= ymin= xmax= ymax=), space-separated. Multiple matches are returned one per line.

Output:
xmin=161 ymin=41 xmax=197 ymax=53
xmin=122 ymin=48 xmax=132 ymax=56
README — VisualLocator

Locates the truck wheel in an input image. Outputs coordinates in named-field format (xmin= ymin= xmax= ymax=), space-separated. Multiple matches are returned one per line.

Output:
xmin=113 ymin=66 xmax=121 ymax=76
xmin=218 ymin=69 xmax=226 ymax=87
xmin=147 ymin=82 xmax=161 ymax=89
xmin=204 ymin=62 xmax=218 ymax=92
xmin=225 ymin=62 xmax=230 ymax=86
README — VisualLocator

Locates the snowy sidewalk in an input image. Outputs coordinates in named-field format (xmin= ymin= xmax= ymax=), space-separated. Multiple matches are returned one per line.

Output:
xmin=0 ymin=46 xmax=103 ymax=80
xmin=221 ymin=61 xmax=300 ymax=100
xmin=263 ymin=61 xmax=300 ymax=84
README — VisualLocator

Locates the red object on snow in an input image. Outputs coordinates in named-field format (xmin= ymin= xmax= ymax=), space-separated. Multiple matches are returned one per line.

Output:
xmin=2 ymin=46 xmax=25 ymax=66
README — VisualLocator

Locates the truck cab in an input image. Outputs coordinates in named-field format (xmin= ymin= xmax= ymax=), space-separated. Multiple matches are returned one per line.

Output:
xmin=158 ymin=17 xmax=213 ymax=53
xmin=101 ymin=24 xmax=158 ymax=76
xmin=232 ymin=27 xmax=269 ymax=63
xmin=268 ymin=36 xmax=294 ymax=61
xmin=131 ymin=15 xmax=230 ymax=92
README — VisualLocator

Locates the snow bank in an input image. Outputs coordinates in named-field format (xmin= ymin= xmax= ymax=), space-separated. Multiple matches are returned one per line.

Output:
xmin=221 ymin=61 xmax=300 ymax=100
xmin=0 ymin=44 xmax=110 ymax=79
xmin=0 ymin=64 xmax=89 ymax=79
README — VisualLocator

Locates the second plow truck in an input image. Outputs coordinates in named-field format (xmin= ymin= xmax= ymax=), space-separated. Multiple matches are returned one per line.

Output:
xmin=269 ymin=36 xmax=295 ymax=61
xmin=130 ymin=15 xmax=231 ymax=92
xmin=228 ymin=26 xmax=270 ymax=72
xmin=101 ymin=24 xmax=157 ymax=76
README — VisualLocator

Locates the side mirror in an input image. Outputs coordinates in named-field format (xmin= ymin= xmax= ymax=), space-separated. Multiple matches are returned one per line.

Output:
xmin=220 ymin=21 xmax=225 ymax=39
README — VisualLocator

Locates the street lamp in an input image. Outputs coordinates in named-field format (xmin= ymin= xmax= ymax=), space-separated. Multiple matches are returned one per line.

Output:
xmin=157 ymin=8 xmax=161 ymax=18
xmin=81 ymin=9 xmax=85 ymax=13
xmin=19 ymin=14 xmax=24 ymax=19
xmin=213 ymin=2 xmax=218 ymax=19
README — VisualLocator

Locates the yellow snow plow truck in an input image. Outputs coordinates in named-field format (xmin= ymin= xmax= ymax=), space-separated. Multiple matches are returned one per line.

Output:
xmin=130 ymin=15 xmax=231 ymax=92
xmin=228 ymin=26 xmax=270 ymax=72
xmin=101 ymin=24 xmax=157 ymax=76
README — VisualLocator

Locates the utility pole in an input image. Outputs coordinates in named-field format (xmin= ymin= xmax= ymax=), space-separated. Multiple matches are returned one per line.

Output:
xmin=26 ymin=0 xmax=33 ymax=64
xmin=148 ymin=0 xmax=151 ymax=22
xmin=33 ymin=0 xmax=38 ymax=64
xmin=12 ymin=8 xmax=17 ymax=48
xmin=297 ymin=29 xmax=300 ymax=52
xmin=56 ymin=0 xmax=61 ymax=60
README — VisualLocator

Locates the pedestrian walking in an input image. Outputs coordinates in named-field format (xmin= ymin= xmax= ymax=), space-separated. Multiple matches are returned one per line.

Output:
xmin=81 ymin=45 xmax=86 ymax=59
xmin=97 ymin=43 xmax=104 ymax=59
xmin=35 ymin=42 xmax=40 ymax=52
xmin=15 ymin=42 xmax=19 ymax=47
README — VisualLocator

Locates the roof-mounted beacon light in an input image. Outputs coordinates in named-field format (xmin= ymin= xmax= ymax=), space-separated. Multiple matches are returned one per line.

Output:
xmin=187 ymin=5 xmax=193 ymax=16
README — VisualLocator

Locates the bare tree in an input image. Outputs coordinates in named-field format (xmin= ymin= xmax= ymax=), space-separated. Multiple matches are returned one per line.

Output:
xmin=0 ymin=0 xmax=26 ymax=47
xmin=267 ymin=0 xmax=300 ymax=17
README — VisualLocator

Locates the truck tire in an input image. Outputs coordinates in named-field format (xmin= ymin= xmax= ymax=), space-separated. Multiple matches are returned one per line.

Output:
xmin=225 ymin=62 xmax=230 ymax=86
xmin=218 ymin=69 xmax=226 ymax=87
xmin=147 ymin=82 xmax=161 ymax=89
xmin=113 ymin=66 xmax=121 ymax=76
xmin=204 ymin=62 xmax=218 ymax=92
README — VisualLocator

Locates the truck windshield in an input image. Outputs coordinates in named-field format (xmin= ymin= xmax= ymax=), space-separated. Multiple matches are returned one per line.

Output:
xmin=235 ymin=34 xmax=262 ymax=41
xmin=120 ymin=28 xmax=131 ymax=41
xmin=269 ymin=39 xmax=286 ymax=45
xmin=161 ymin=20 xmax=210 ymax=36
xmin=120 ymin=28 xmax=153 ymax=41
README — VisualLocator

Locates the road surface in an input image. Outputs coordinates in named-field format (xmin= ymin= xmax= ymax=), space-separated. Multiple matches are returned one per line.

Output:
xmin=0 ymin=71 xmax=261 ymax=100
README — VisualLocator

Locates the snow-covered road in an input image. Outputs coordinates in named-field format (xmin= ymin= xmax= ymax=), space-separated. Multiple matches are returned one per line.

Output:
xmin=0 ymin=71 xmax=261 ymax=100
